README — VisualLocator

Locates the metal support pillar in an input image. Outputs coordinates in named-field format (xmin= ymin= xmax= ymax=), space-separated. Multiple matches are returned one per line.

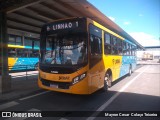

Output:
xmin=0 ymin=12 xmax=11 ymax=94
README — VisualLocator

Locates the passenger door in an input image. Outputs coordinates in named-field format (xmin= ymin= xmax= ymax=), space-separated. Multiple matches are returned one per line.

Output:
xmin=89 ymin=24 xmax=103 ymax=92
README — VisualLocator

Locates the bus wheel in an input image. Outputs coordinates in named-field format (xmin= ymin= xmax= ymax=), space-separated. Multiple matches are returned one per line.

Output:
xmin=128 ymin=65 xmax=132 ymax=76
xmin=103 ymin=73 xmax=112 ymax=91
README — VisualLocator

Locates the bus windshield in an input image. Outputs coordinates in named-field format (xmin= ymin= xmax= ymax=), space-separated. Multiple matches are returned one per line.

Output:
xmin=42 ymin=32 xmax=87 ymax=66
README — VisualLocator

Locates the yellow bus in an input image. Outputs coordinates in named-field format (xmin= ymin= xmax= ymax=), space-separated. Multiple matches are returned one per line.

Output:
xmin=38 ymin=17 xmax=137 ymax=94
xmin=7 ymin=34 xmax=40 ymax=71
xmin=8 ymin=44 xmax=39 ymax=71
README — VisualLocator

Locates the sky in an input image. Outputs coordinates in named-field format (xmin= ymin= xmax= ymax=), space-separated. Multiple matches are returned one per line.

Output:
xmin=87 ymin=0 xmax=160 ymax=47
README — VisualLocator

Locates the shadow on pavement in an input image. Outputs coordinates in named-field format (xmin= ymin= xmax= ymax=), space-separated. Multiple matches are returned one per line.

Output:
xmin=0 ymin=73 xmax=41 ymax=104
xmin=8 ymin=89 xmax=159 ymax=118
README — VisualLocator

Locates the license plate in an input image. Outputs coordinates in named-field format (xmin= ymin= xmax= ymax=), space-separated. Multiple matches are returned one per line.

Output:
xmin=50 ymin=84 xmax=58 ymax=88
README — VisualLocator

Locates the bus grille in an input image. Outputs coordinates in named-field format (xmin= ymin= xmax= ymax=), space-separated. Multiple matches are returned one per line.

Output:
xmin=39 ymin=65 xmax=76 ymax=74
xmin=40 ymin=78 xmax=71 ymax=89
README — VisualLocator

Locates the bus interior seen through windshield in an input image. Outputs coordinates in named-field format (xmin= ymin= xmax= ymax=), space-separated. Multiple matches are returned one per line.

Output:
xmin=42 ymin=32 xmax=87 ymax=66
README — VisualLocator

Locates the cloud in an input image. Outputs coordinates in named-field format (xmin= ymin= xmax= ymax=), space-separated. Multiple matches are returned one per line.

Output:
xmin=129 ymin=32 xmax=160 ymax=46
xmin=123 ymin=21 xmax=131 ymax=25
xmin=108 ymin=16 xmax=115 ymax=21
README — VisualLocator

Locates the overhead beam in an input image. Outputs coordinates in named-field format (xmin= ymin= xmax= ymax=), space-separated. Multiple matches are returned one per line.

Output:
xmin=8 ymin=25 xmax=40 ymax=34
xmin=55 ymin=0 xmax=84 ymax=16
xmin=8 ymin=28 xmax=40 ymax=38
xmin=14 ymin=11 xmax=47 ymax=23
xmin=40 ymin=2 xmax=71 ymax=17
xmin=27 ymin=6 xmax=59 ymax=20
xmin=7 ymin=17 xmax=42 ymax=28
xmin=37 ymin=15 xmax=54 ymax=22
xmin=7 ymin=20 xmax=41 ymax=34
xmin=0 ymin=0 xmax=46 ymax=13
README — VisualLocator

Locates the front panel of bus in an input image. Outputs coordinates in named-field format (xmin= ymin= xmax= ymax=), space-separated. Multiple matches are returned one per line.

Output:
xmin=38 ymin=18 xmax=91 ymax=94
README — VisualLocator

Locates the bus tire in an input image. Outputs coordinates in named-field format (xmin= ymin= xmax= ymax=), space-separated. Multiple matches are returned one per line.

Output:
xmin=128 ymin=65 xmax=132 ymax=76
xmin=103 ymin=72 xmax=112 ymax=91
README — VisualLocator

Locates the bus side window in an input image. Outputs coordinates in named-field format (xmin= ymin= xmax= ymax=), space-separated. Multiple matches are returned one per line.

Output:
xmin=123 ymin=41 xmax=127 ymax=55
xmin=112 ymin=37 xmax=118 ymax=55
xmin=90 ymin=35 xmax=102 ymax=55
xmin=117 ymin=39 xmax=123 ymax=55
xmin=132 ymin=45 xmax=136 ymax=56
xmin=89 ymin=24 xmax=102 ymax=68
xmin=20 ymin=49 xmax=29 ymax=57
xmin=32 ymin=50 xmax=39 ymax=57
xmin=28 ymin=50 xmax=32 ymax=57
xmin=130 ymin=45 xmax=132 ymax=56
xmin=104 ymin=33 xmax=112 ymax=55
xmin=89 ymin=24 xmax=102 ymax=55
xmin=126 ymin=43 xmax=130 ymax=55
xmin=34 ymin=41 xmax=40 ymax=49
xmin=17 ymin=49 xmax=24 ymax=57
xmin=8 ymin=48 xmax=16 ymax=57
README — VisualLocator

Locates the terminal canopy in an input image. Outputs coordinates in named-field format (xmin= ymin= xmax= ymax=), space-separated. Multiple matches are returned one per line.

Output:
xmin=0 ymin=0 xmax=143 ymax=49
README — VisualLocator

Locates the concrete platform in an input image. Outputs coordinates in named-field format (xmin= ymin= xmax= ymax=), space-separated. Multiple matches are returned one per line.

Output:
xmin=0 ymin=71 xmax=41 ymax=103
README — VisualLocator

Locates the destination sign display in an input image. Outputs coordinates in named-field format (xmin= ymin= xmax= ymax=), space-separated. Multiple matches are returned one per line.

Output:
xmin=46 ymin=21 xmax=79 ymax=32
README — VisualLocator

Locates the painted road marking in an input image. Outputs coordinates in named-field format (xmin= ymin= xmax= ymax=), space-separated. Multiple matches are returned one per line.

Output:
xmin=0 ymin=101 xmax=19 ymax=111
xmin=10 ymin=71 xmax=38 ymax=78
xmin=28 ymin=108 xmax=41 ymax=111
xmin=12 ymin=74 xmax=38 ymax=78
xmin=19 ymin=91 xmax=50 ymax=101
xmin=59 ymin=118 xmax=69 ymax=120
xmin=10 ymin=71 xmax=38 ymax=76
xmin=86 ymin=65 xmax=149 ymax=120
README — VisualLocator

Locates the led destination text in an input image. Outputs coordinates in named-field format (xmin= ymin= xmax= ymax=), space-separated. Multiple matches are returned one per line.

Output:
xmin=47 ymin=21 xmax=79 ymax=31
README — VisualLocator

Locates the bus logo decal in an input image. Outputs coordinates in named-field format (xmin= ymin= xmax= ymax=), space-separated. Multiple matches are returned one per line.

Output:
xmin=51 ymin=71 xmax=58 ymax=73
xmin=59 ymin=76 xmax=70 ymax=80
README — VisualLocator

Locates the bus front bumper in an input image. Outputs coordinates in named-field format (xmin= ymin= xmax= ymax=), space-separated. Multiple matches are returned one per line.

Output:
xmin=38 ymin=76 xmax=91 ymax=95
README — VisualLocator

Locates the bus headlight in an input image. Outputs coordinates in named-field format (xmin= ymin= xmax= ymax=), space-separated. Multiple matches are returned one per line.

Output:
xmin=72 ymin=72 xmax=87 ymax=85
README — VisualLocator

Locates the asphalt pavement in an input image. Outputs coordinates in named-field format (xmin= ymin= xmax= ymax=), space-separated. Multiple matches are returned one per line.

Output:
xmin=0 ymin=61 xmax=159 ymax=120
